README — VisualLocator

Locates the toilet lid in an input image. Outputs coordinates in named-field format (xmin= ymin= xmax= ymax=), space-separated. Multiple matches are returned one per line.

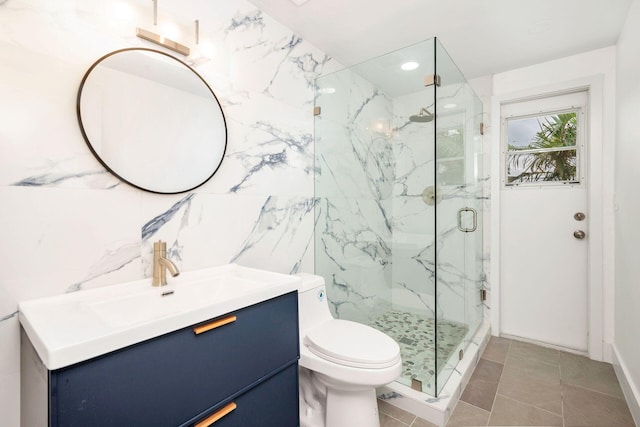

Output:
xmin=305 ymin=319 xmax=401 ymax=369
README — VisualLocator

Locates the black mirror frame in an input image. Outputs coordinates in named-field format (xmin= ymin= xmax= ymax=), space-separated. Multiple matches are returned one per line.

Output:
xmin=76 ymin=47 xmax=228 ymax=194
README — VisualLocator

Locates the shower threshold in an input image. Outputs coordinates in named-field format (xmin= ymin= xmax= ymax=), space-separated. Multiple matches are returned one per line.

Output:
xmin=377 ymin=319 xmax=491 ymax=427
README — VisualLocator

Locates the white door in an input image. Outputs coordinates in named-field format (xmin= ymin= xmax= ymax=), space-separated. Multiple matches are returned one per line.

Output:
xmin=500 ymin=90 xmax=589 ymax=352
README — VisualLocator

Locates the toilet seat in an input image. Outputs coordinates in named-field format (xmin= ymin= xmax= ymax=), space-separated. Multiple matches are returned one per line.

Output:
xmin=304 ymin=319 xmax=400 ymax=369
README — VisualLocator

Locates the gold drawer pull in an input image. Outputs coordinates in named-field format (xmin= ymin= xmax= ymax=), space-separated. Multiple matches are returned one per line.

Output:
xmin=193 ymin=315 xmax=237 ymax=335
xmin=195 ymin=402 xmax=237 ymax=427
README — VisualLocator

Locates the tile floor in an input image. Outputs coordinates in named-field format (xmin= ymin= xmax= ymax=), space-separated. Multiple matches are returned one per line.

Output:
xmin=378 ymin=337 xmax=637 ymax=427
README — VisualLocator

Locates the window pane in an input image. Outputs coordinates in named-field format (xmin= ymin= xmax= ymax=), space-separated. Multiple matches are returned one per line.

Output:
xmin=506 ymin=111 xmax=579 ymax=186
xmin=507 ymin=149 xmax=577 ymax=184
xmin=507 ymin=113 xmax=577 ymax=150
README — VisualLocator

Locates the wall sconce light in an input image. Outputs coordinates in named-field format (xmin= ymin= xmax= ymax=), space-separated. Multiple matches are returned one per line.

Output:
xmin=186 ymin=19 xmax=213 ymax=66
xmin=136 ymin=0 xmax=190 ymax=56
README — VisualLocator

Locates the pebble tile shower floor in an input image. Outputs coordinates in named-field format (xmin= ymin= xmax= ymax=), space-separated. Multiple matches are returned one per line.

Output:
xmin=371 ymin=310 xmax=468 ymax=387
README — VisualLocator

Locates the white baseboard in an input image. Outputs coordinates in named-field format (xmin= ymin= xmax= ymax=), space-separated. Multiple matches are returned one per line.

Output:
xmin=612 ymin=344 xmax=640 ymax=426
xmin=500 ymin=333 xmax=588 ymax=357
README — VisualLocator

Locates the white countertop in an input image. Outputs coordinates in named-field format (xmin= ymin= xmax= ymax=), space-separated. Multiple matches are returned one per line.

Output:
xmin=19 ymin=264 xmax=300 ymax=370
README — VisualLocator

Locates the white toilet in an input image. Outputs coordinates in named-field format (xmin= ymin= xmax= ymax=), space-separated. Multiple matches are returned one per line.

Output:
xmin=297 ymin=273 xmax=402 ymax=427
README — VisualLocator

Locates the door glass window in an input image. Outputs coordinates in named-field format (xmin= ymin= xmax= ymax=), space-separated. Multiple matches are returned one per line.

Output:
xmin=505 ymin=110 xmax=580 ymax=185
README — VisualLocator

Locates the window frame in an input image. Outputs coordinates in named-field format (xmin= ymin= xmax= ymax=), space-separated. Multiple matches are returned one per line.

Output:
xmin=501 ymin=91 xmax=587 ymax=189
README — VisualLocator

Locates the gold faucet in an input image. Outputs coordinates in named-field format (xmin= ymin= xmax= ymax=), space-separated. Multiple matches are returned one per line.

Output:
xmin=152 ymin=240 xmax=180 ymax=286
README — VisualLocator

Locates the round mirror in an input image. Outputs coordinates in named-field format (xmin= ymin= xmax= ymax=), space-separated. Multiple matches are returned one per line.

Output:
xmin=77 ymin=48 xmax=227 ymax=194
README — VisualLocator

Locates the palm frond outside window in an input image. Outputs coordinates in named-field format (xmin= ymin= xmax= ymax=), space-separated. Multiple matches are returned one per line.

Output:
xmin=506 ymin=112 xmax=579 ymax=185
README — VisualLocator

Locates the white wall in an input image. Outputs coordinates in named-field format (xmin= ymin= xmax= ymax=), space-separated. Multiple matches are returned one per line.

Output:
xmin=489 ymin=46 xmax=617 ymax=360
xmin=614 ymin=0 xmax=640 ymax=422
xmin=0 ymin=1 xmax=338 ymax=425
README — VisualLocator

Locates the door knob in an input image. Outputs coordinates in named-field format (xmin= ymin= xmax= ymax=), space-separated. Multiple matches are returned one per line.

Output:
xmin=574 ymin=212 xmax=586 ymax=221
xmin=573 ymin=230 xmax=586 ymax=239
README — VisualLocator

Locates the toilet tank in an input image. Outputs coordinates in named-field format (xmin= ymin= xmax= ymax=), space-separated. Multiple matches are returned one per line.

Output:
xmin=296 ymin=273 xmax=333 ymax=335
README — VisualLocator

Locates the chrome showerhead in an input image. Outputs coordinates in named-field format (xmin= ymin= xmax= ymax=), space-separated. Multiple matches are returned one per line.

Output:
xmin=409 ymin=107 xmax=434 ymax=123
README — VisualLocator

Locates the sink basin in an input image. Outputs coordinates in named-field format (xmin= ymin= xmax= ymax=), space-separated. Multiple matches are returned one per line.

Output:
xmin=19 ymin=264 xmax=300 ymax=370
xmin=88 ymin=276 xmax=261 ymax=328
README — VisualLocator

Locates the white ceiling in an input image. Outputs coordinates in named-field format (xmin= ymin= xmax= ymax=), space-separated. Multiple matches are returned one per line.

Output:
xmin=247 ymin=0 xmax=632 ymax=80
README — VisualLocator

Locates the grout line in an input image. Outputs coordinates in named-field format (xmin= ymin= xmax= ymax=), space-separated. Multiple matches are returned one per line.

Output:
xmin=562 ymin=381 xmax=628 ymax=400
xmin=378 ymin=407 xmax=415 ymax=427
xmin=494 ymin=341 xmax=565 ymax=424
xmin=484 ymin=339 xmax=511 ymax=421
xmin=454 ymin=400 xmax=492 ymax=415
xmin=380 ymin=413 xmax=412 ymax=427
xmin=495 ymin=393 xmax=564 ymax=419
xmin=557 ymin=352 xmax=628 ymax=400
xmin=451 ymin=400 xmax=491 ymax=426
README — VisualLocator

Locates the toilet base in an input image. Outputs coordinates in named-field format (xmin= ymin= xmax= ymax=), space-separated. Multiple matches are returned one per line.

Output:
xmin=299 ymin=367 xmax=382 ymax=427
xmin=326 ymin=387 xmax=380 ymax=427
xmin=299 ymin=367 xmax=326 ymax=427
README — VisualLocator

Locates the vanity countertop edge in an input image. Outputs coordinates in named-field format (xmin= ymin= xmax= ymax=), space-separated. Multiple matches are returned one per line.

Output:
xmin=18 ymin=263 xmax=300 ymax=370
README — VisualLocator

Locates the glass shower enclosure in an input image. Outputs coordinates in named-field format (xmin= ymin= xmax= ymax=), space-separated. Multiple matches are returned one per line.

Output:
xmin=314 ymin=38 xmax=484 ymax=396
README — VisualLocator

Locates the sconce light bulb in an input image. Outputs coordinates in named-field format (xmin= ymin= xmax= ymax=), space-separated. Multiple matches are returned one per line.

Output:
xmin=113 ymin=2 xmax=136 ymax=22
xmin=160 ymin=23 xmax=180 ymax=41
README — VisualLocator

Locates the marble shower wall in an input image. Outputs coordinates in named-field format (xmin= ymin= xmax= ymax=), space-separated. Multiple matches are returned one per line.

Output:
xmin=316 ymin=68 xmax=486 ymax=329
xmin=391 ymin=86 xmax=484 ymax=328
xmin=0 ymin=0 xmax=339 ymax=424
xmin=390 ymin=90 xmax=438 ymax=318
xmin=314 ymin=68 xmax=395 ymax=324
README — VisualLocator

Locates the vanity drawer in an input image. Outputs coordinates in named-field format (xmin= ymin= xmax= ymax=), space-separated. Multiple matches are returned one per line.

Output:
xmin=185 ymin=363 xmax=299 ymax=427
xmin=50 ymin=291 xmax=299 ymax=427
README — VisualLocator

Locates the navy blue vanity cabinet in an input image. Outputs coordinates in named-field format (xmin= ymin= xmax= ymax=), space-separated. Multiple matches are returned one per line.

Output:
xmin=183 ymin=363 xmax=299 ymax=427
xmin=47 ymin=291 xmax=299 ymax=426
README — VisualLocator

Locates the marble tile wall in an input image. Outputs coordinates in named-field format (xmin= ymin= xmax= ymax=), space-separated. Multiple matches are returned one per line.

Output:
xmin=314 ymin=67 xmax=395 ymax=324
xmin=0 ymin=0 xmax=339 ymax=424
xmin=390 ymin=90 xmax=440 ymax=319
xmin=316 ymin=74 xmax=486 ymax=321
xmin=391 ymin=86 xmax=486 ymax=323
xmin=315 ymin=53 xmax=488 ymax=396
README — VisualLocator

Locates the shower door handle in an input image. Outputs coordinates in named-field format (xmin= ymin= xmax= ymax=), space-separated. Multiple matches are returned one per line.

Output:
xmin=457 ymin=207 xmax=477 ymax=233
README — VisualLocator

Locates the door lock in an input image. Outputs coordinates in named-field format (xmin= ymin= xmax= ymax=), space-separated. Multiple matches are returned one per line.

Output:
xmin=573 ymin=230 xmax=586 ymax=239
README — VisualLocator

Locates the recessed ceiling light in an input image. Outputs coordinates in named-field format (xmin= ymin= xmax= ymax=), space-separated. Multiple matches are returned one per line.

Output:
xmin=443 ymin=103 xmax=457 ymax=109
xmin=401 ymin=61 xmax=419 ymax=71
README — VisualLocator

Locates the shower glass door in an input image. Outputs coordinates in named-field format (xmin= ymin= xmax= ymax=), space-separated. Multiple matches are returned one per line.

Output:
xmin=434 ymin=39 xmax=484 ymax=395
xmin=314 ymin=37 xmax=483 ymax=397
